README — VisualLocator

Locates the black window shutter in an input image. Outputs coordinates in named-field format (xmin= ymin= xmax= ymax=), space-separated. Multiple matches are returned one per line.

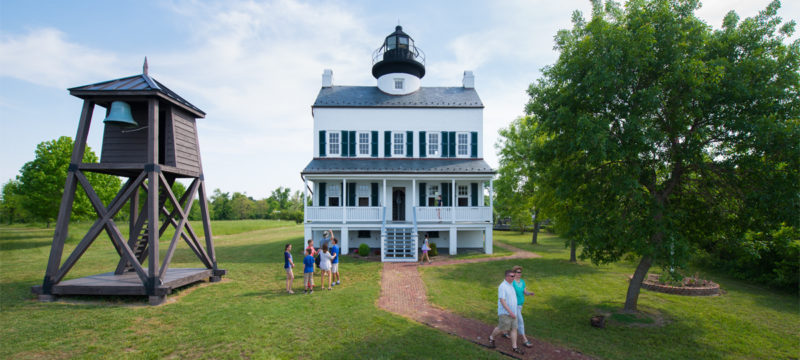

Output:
xmin=371 ymin=131 xmax=378 ymax=157
xmin=406 ymin=131 xmax=413 ymax=157
xmin=319 ymin=182 xmax=326 ymax=206
xmin=441 ymin=182 xmax=450 ymax=206
xmin=349 ymin=131 xmax=356 ymax=157
xmin=471 ymin=131 xmax=478 ymax=158
xmin=341 ymin=130 xmax=349 ymax=157
xmin=384 ymin=131 xmax=391 ymax=157
xmin=419 ymin=183 xmax=426 ymax=207
xmin=371 ymin=183 xmax=379 ymax=206
xmin=449 ymin=132 xmax=456 ymax=157
xmin=319 ymin=131 xmax=326 ymax=157
xmin=419 ymin=131 xmax=426 ymax=158
xmin=348 ymin=182 xmax=356 ymax=206
xmin=339 ymin=182 xmax=344 ymax=207
xmin=471 ymin=183 xmax=478 ymax=206
xmin=441 ymin=131 xmax=448 ymax=157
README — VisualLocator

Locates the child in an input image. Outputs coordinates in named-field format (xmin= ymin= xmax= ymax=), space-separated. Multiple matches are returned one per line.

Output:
xmin=319 ymin=243 xmax=336 ymax=290
xmin=421 ymin=234 xmax=432 ymax=264
xmin=284 ymin=244 xmax=294 ymax=294
xmin=331 ymin=238 xmax=341 ymax=286
xmin=303 ymin=248 xmax=315 ymax=294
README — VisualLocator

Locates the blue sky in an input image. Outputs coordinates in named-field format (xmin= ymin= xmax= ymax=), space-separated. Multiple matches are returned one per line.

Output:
xmin=1 ymin=0 xmax=797 ymax=198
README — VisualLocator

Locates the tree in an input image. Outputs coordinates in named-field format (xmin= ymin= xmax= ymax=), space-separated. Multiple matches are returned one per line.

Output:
xmin=15 ymin=136 xmax=122 ymax=227
xmin=209 ymin=189 xmax=232 ymax=220
xmin=0 ymin=180 xmax=28 ymax=223
xmin=525 ymin=0 xmax=799 ymax=311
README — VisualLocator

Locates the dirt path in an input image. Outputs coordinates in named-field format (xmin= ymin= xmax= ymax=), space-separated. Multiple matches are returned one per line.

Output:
xmin=377 ymin=243 xmax=593 ymax=360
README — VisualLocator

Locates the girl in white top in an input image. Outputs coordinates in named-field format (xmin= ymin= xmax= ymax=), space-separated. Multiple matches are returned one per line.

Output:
xmin=319 ymin=243 xmax=336 ymax=290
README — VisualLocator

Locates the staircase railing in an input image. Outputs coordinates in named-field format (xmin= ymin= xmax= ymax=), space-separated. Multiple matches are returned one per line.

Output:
xmin=380 ymin=206 xmax=387 ymax=262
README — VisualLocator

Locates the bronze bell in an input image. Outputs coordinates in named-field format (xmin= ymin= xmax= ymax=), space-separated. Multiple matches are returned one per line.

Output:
xmin=103 ymin=101 xmax=137 ymax=127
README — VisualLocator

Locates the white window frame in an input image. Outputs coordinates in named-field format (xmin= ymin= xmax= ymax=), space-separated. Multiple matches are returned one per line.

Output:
xmin=427 ymin=185 xmax=440 ymax=206
xmin=392 ymin=132 xmax=405 ymax=157
xmin=328 ymin=132 xmax=341 ymax=157
xmin=457 ymin=184 xmax=469 ymax=207
xmin=357 ymin=131 xmax=371 ymax=157
xmin=394 ymin=78 xmax=404 ymax=89
xmin=456 ymin=132 xmax=469 ymax=157
xmin=427 ymin=132 xmax=439 ymax=157
xmin=327 ymin=184 xmax=341 ymax=206
xmin=356 ymin=184 xmax=370 ymax=206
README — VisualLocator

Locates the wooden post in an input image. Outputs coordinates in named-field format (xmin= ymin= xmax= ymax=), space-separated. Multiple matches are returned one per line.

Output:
xmin=40 ymin=100 xmax=94 ymax=299
xmin=146 ymin=99 xmax=161 ymax=303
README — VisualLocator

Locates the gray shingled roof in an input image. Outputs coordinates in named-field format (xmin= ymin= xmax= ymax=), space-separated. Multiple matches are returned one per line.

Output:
xmin=313 ymin=86 xmax=483 ymax=108
xmin=302 ymin=158 xmax=495 ymax=175
xmin=69 ymin=74 xmax=205 ymax=116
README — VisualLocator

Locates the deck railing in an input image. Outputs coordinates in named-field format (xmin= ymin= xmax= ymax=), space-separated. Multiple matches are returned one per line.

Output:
xmin=306 ymin=206 xmax=491 ymax=223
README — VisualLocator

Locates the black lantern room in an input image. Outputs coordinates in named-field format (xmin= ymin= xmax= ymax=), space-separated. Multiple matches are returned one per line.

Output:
xmin=371 ymin=25 xmax=426 ymax=79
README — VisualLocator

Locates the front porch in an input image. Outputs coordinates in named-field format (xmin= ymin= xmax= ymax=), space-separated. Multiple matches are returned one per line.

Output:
xmin=305 ymin=205 xmax=492 ymax=223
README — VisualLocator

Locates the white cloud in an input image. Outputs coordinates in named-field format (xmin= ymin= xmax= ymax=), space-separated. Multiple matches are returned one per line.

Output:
xmin=0 ymin=28 xmax=120 ymax=89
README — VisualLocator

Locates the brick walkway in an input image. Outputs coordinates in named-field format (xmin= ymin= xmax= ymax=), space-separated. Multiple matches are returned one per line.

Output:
xmin=377 ymin=243 xmax=593 ymax=360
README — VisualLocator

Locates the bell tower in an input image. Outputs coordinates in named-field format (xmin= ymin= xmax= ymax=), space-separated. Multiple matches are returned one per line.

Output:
xmin=371 ymin=25 xmax=426 ymax=95
xmin=32 ymin=59 xmax=225 ymax=305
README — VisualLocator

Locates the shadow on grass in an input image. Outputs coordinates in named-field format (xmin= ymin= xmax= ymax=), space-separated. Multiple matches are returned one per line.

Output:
xmin=0 ymin=240 xmax=52 ymax=251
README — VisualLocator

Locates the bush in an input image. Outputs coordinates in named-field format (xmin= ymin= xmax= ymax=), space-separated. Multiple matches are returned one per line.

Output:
xmin=358 ymin=243 xmax=370 ymax=257
xmin=430 ymin=243 xmax=438 ymax=256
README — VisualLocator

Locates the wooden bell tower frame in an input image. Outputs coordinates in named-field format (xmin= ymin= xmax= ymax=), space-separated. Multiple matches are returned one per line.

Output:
xmin=32 ymin=60 xmax=225 ymax=305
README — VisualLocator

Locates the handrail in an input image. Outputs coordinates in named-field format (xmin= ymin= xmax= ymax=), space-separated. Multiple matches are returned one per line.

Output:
xmin=380 ymin=206 xmax=386 ymax=262
xmin=412 ymin=206 xmax=419 ymax=262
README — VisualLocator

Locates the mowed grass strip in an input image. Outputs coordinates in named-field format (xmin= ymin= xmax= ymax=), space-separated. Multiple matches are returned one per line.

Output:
xmin=0 ymin=221 xmax=505 ymax=359
xmin=420 ymin=231 xmax=800 ymax=360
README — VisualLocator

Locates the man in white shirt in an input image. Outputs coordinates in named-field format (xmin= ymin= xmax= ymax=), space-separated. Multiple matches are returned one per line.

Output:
xmin=487 ymin=269 xmax=524 ymax=355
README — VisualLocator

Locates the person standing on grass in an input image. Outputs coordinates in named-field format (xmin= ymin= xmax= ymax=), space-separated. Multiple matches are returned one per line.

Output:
xmin=420 ymin=233 xmax=432 ymax=264
xmin=331 ymin=238 xmax=341 ymax=286
xmin=508 ymin=265 xmax=534 ymax=348
xmin=303 ymin=248 xmax=315 ymax=294
xmin=284 ymin=244 xmax=295 ymax=294
xmin=488 ymin=270 xmax=524 ymax=355
xmin=318 ymin=243 xmax=336 ymax=290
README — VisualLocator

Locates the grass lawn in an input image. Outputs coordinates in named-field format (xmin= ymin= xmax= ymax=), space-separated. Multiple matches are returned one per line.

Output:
xmin=0 ymin=220 xmax=505 ymax=359
xmin=420 ymin=231 xmax=800 ymax=360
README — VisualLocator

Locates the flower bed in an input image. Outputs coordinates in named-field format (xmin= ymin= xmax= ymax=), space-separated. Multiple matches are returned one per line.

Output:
xmin=636 ymin=274 xmax=720 ymax=296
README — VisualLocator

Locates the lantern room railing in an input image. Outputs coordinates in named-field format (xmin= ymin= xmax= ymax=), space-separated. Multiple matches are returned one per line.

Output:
xmin=372 ymin=46 xmax=425 ymax=67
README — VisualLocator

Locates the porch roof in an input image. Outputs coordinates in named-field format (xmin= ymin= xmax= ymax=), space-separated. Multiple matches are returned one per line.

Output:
xmin=301 ymin=158 xmax=495 ymax=175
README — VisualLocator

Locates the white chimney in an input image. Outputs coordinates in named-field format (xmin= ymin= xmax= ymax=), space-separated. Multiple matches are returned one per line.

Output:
xmin=322 ymin=69 xmax=333 ymax=87
xmin=462 ymin=71 xmax=475 ymax=88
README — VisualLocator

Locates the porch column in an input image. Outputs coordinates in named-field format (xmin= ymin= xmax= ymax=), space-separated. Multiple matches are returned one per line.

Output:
xmin=341 ymin=226 xmax=349 ymax=255
xmin=412 ymin=179 xmax=416 ymax=220
xmin=489 ymin=179 xmax=494 ymax=223
xmin=303 ymin=177 xmax=308 ymax=223
xmin=343 ymin=178 xmax=347 ymax=224
xmin=451 ymin=179 xmax=456 ymax=224
xmin=449 ymin=226 xmax=457 ymax=255
xmin=304 ymin=226 xmax=312 ymax=242
xmin=485 ymin=224 xmax=493 ymax=254
xmin=383 ymin=178 xmax=387 ymax=213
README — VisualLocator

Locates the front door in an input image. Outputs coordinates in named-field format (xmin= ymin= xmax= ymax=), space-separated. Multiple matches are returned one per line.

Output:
xmin=392 ymin=187 xmax=405 ymax=221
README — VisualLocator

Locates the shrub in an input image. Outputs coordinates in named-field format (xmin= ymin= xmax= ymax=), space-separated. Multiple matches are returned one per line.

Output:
xmin=430 ymin=243 xmax=438 ymax=256
xmin=358 ymin=243 xmax=370 ymax=257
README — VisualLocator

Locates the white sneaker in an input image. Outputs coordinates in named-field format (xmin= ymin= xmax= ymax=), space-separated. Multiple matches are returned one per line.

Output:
xmin=336 ymin=281 xmax=340 ymax=285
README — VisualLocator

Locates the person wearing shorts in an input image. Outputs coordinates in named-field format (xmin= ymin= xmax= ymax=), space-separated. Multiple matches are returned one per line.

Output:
xmin=318 ymin=243 xmax=336 ymax=290
xmin=303 ymin=248 xmax=315 ymax=294
xmin=420 ymin=233 xmax=431 ymax=264
xmin=331 ymin=238 xmax=341 ymax=286
xmin=283 ymin=244 xmax=294 ymax=294
xmin=487 ymin=270 xmax=523 ymax=355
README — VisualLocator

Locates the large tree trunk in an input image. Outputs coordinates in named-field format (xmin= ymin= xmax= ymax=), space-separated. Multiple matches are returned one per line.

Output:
xmin=624 ymin=255 xmax=653 ymax=312
xmin=531 ymin=222 xmax=540 ymax=244
xmin=569 ymin=240 xmax=576 ymax=262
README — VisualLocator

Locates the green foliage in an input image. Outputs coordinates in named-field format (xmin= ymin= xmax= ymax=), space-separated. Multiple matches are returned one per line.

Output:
xmin=358 ymin=243 xmax=370 ymax=256
xmin=524 ymin=0 xmax=799 ymax=309
xmin=209 ymin=187 xmax=305 ymax=222
xmin=429 ymin=242 xmax=438 ymax=256
xmin=13 ymin=136 xmax=121 ymax=227
xmin=0 ymin=180 xmax=27 ymax=224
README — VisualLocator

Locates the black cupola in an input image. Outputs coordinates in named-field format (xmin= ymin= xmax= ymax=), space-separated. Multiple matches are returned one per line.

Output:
xmin=371 ymin=25 xmax=426 ymax=79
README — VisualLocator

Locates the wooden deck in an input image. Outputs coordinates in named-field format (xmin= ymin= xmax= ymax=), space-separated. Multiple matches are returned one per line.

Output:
xmin=31 ymin=268 xmax=213 ymax=297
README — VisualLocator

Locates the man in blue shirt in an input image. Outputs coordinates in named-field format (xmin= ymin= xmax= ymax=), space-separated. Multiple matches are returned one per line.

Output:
xmin=331 ymin=238 xmax=341 ymax=286
xmin=302 ymin=248 xmax=315 ymax=294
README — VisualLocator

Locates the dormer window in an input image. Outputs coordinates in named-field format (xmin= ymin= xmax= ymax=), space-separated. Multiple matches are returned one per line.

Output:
xmin=394 ymin=78 xmax=404 ymax=90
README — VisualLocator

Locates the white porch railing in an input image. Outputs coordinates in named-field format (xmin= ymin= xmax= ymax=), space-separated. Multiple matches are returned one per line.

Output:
xmin=306 ymin=206 xmax=491 ymax=223
xmin=305 ymin=206 xmax=382 ymax=222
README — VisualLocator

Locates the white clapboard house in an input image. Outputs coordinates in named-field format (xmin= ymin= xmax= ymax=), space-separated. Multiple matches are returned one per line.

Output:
xmin=301 ymin=26 xmax=495 ymax=261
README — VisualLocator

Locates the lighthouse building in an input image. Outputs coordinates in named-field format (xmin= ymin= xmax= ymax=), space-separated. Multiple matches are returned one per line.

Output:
xmin=301 ymin=26 xmax=495 ymax=261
